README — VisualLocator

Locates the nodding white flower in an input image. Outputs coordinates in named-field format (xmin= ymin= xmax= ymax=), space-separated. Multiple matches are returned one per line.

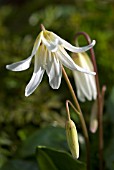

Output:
xmin=72 ymin=52 xmax=97 ymax=102
xmin=6 ymin=25 xmax=96 ymax=97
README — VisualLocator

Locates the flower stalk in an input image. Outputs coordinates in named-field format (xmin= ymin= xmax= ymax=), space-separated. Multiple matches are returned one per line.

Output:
xmin=40 ymin=24 xmax=46 ymax=31
xmin=74 ymin=32 xmax=106 ymax=170
xmin=62 ymin=66 xmax=90 ymax=170
xmin=66 ymin=100 xmax=80 ymax=120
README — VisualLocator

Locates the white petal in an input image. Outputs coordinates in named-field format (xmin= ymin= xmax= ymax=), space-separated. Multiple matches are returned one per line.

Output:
xmin=77 ymin=89 xmax=86 ymax=102
xmin=25 ymin=49 xmax=45 ymax=97
xmin=6 ymin=55 xmax=33 ymax=71
xmin=88 ymin=74 xmax=97 ymax=100
xmin=57 ymin=46 xmax=96 ymax=75
xmin=6 ymin=32 xmax=43 ymax=72
xmin=52 ymin=32 xmax=96 ymax=53
xmin=76 ymin=52 xmax=97 ymax=100
xmin=45 ymin=51 xmax=53 ymax=74
xmin=46 ymin=53 xmax=62 ymax=89
xmin=25 ymin=67 xmax=44 ymax=96
xmin=31 ymin=31 xmax=43 ymax=56
xmin=73 ymin=71 xmax=92 ymax=101
xmin=42 ymin=31 xmax=59 ymax=52
xmin=75 ymin=77 xmax=86 ymax=102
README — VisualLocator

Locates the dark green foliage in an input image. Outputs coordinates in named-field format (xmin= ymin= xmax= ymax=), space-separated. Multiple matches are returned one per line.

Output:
xmin=0 ymin=160 xmax=38 ymax=170
xmin=36 ymin=146 xmax=86 ymax=170
xmin=104 ymin=87 xmax=114 ymax=170
xmin=16 ymin=126 xmax=67 ymax=158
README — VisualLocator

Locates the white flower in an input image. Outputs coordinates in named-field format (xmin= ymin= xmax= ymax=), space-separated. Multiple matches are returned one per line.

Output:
xmin=6 ymin=26 xmax=96 ymax=97
xmin=72 ymin=52 xmax=97 ymax=102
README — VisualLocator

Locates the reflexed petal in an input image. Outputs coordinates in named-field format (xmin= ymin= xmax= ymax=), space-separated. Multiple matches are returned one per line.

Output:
xmin=6 ymin=32 xmax=43 ymax=72
xmin=6 ymin=55 xmax=33 ymax=71
xmin=57 ymin=46 xmax=96 ymax=75
xmin=25 ymin=49 xmax=45 ymax=97
xmin=46 ymin=53 xmax=62 ymax=89
xmin=31 ymin=31 xmax=43 ymax=56
xmin=25 ymin=67 xmax=44 ymax=96
xmin=52 ymin=32 xmax=96 ymax=53
xmin=42 ymin=31 xmax=60 ymax=52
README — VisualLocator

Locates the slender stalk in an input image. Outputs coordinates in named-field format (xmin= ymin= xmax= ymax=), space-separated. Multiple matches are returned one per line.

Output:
xmin=40 ymin=24 xmax=45 ymax=31
xmin=62 ymin=66 xmax=90 ymax=170
xmin=66 ymin=100 xmax=80 ymax=118
xmin=74 ymin=32 xmax=105 ymax=170
xmin=66 ymin=100 xmax=71 ymax=121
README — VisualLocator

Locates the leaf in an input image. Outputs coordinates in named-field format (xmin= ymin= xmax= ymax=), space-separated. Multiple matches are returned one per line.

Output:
xmin=0 ymin=160 xmax=38 ymax=170
xmin=17 ymin=126 xmax=67 ymax=158
xmin=37 ymin=148 xmax=58 ymax=170
xmin=36 ymin=146 xmax=86 ymax=170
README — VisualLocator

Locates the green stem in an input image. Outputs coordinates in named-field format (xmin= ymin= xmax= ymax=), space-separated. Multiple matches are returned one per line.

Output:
xmin=62 ymin=66 xmax=90 ymax=170
xmin=40 ymin=24 xmax=45 ymax=31
xmin=66 ymin=100 xmax=80 ymax=121
xmin=66 ymin=100 xmax=71 ymax=121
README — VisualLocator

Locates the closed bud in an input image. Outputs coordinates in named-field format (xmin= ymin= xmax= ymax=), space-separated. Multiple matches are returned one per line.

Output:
xmin=66 ymin=119 xmax=79 ymax=159
xmin=90 ymin=100 xmax=98 ymax=133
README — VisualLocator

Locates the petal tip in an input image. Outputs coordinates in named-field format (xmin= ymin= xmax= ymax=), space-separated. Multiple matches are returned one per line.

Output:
xmin=6 ymin=65 xmax=10 ymax=70
xmin=92 ymin=71 xmax=96 ymax=75
xmin=87 ymin=71 xmax=96 ymax=75
xmin=25 ymin=89 xmax=30 ymax=97
xmin=92 ymin=40 xmax=96 ymax=46
xmin=25 ymin=94 xmax=29 ymax=97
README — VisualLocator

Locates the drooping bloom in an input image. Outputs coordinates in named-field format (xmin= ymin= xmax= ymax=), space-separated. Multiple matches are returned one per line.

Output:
xmin=72 ymin=52 xmax=97 ymax=102
xmin=6 ymin=25 xmax=96 ymax=97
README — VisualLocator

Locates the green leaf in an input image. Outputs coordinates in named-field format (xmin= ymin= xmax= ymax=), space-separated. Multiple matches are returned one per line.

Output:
xmin=0 ymin=160 xmax=38 ymax=170
xmin=37 ymin=148 xmax=58 ymax=170
xmin=36 ymin=146 xmax=86 ymax=170
xmin=17 ymin=126 xmax=67 ymax=158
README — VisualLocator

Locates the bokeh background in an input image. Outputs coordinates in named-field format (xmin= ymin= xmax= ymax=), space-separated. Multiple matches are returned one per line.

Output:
xmin=0 ymin=0 xmax=114 ymax=170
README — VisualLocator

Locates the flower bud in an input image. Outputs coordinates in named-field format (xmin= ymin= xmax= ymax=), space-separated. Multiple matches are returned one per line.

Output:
xmin=66 ymin=119 xmax=79 ymax=159
xmin=90 ymin=100 xmax=98 ymax=133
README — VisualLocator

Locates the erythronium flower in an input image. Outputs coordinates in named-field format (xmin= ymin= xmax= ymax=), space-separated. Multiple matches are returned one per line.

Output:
xmin=6 ymin=25 xmax=96 ymax=97
xmin=72 ymin=52 xmax=97 ymax=102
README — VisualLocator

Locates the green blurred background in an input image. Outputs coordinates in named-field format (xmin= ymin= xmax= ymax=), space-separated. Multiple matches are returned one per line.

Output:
xmin=0 ymin=0 xmax=114 ymax=170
